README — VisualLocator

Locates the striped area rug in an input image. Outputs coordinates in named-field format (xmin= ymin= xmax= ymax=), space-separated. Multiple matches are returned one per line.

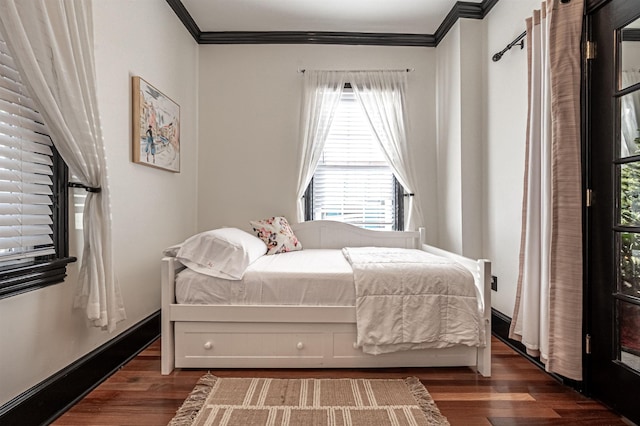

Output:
xmin=168 ymin=374 xmax=449 ymax=426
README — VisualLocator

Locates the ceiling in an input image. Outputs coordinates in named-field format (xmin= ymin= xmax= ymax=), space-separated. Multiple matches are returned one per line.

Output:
xmin=179 ymin=0 xmax=483 ymax=35
xmin=168 ymin=0 xmax=496 ymax=46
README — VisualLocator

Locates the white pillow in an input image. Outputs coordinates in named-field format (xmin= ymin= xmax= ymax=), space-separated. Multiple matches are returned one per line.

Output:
xmin=176 ymin=228 xmax=267 ymax=280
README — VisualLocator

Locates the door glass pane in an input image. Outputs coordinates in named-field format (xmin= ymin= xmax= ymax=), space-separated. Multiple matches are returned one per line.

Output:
xmin=620 ymin=17 xmax=640 ymax=91
xmin=620 ymin=91 xmax=640 ymax=158
xmin=620 ymin=163 xmax=640 ymax=226
xmin=619 ymin=300 xmax=640 ymax=372
xmin=619 ymin=232 xmax=640 ymax=297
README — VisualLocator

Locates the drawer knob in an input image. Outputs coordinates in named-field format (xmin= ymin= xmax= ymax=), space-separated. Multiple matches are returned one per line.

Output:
xmin=296 ymin=342 xmax=304 ymax=350
xmin=203 ymin=341 xmax=213 ymax=350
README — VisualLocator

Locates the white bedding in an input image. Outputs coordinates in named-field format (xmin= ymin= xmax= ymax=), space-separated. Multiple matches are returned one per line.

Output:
xmin=175 ymin=246 xmax=482 ymax=356
xmin=176 ymin=249 xmax=354 ymax=305
xmin=342 ymin=247 xmax=482 ymax=355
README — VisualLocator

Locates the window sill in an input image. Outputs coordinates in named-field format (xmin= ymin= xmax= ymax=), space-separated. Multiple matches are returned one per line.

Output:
xmin=0 ymin=257 xmax=78 ymax=300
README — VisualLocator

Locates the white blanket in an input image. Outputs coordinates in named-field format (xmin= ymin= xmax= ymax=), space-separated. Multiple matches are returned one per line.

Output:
xmin=342 ymin=247 xmax=482 ymax=355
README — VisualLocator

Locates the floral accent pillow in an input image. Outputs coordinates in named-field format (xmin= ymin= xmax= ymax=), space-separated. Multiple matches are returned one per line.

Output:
xmin=249 ymin=216 xmax=302 ymax=255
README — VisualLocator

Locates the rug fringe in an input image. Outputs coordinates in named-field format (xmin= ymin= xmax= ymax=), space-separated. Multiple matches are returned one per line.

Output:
xmin=168 ymin=373 xmax=218 ymax=426
xmin=404 ymin=376 xmax=450 ymax=426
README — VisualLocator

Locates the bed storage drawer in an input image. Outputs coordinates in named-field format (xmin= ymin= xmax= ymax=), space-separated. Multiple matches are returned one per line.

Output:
xmin=175 ymin=322 xmax=327 ymax=368
xmin=173 ymin=320 xmax=479 ymax=369
xmin=332 ymin=331 xmax=363 ymax=357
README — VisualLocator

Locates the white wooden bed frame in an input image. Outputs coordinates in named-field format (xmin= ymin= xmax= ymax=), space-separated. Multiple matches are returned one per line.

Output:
xmin=161 ymin=221 xmax=492 ymax=376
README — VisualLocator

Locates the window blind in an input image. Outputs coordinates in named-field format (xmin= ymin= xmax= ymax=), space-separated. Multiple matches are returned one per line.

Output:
xmin=0 ymin=38 xmax=56 ymax=262
xmin=310 ymin=89 xmax=396 ymax=230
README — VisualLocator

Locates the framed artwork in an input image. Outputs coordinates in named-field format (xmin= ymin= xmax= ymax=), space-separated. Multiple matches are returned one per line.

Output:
xmin=132 ymin=76 xmax=180 ymax=172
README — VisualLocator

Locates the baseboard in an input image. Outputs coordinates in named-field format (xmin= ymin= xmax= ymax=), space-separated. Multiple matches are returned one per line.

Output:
xmin=0 ymin=311 xmax=160 ymax=426
xmin=491 ymin=308 xmax=582 ymax=391
xmin=491 ymin=308 xmax=530 ymax=354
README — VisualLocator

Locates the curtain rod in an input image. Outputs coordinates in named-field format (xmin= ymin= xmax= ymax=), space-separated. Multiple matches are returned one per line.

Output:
xmin=68 ymin=182 xmax=102 ymax=193
xmin=298 ymin=68 xmax=414 ymax=73
xmin=492 ymin=0 xmax=572 ymax=62
xmin=492 ymin=31 xmax=526 ymax=62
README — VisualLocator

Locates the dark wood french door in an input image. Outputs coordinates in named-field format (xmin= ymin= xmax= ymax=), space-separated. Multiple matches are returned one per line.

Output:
xmin=588 ymin=1 xmax=640 ymax=424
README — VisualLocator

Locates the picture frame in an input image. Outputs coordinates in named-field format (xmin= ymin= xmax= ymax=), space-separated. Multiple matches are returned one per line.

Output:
xmin=132 ymin=76 xmax=180 ymax=172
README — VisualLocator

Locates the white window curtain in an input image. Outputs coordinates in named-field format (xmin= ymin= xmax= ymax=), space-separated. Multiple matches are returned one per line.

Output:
xmin=0 ymin=0 xmax=125 ymax=331
xmin=297 ymin=70 xmax=423 ymax=230
xmin=509 ymin=0 xmax=584 ymax=380
xmin=296 ymin=70 xmax=346 ymax=222
xmin=510 ymin=6 xmax=552 ymax=363
xmin=347 ymin=71 xmax=423 ymax=230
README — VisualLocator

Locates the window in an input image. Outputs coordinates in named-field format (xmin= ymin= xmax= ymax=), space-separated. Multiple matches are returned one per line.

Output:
xmin=0 ymin=37 xmax=72 ymax=299
xmin=305 ymin=86 xmax=404 ymax=230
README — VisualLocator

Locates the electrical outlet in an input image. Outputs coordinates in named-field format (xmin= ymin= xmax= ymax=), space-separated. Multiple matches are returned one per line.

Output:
xmin=491 ymin=275 xmax=498 ymax=291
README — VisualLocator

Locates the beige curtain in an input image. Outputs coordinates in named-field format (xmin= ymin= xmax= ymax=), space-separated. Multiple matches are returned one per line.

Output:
xmin=510 ymin=0 xmax=584 ymax=381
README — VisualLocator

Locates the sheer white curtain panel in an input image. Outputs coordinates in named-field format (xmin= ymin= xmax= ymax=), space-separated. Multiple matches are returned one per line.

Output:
xmin=348 ymin=71 xmax=423 ymax=230
xmin=510 ymin=10 xmax=552 ymax=363
xmin=0 ymin=0 xmax=125 ymax=331
xmin=296 ymin=70 xmax=346 ymax=222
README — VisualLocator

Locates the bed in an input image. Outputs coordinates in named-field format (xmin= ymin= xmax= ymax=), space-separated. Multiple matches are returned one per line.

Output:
xmin=161 ymin=220 xmax=492 ymax=376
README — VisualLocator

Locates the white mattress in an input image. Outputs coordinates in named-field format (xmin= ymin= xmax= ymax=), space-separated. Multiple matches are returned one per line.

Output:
xmin=175 ymin=249 xmax=355 ymax=305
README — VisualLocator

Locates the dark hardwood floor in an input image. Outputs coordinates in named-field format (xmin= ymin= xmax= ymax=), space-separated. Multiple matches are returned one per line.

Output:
xmin=51 ymin=337 xmax=631 ymax=426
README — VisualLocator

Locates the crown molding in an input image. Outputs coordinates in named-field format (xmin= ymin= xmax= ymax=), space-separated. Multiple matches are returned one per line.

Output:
xmin=168 ymin=0 xmax=498 ymax=47
xmin=199 ymin=31 xmax=436 ymax=47
xmin=434 ymin=0 xmax=497 ymax=42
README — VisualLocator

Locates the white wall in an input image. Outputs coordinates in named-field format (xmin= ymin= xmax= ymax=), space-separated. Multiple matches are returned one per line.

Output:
xmin=436 ymin=23 xmax=463 ymax=255
xmin=0 ymin=0 xmax=199 ymax=406
xmin=197 ymin=44 xmax=438 ymax=241
xmin=436 ymin=19 xmax=484 ymax=260
xmin=482 ymin=0 xmax=540 ymax=315
xmin=460 ymin=20 xmax=484 ymax=260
